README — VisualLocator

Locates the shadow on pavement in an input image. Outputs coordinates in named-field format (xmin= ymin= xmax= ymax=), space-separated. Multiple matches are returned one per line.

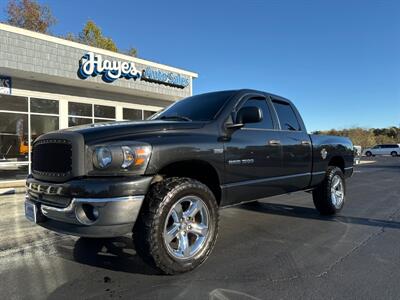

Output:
xmin=68 ymin=236 xmax=160 ymax=275
xmin=240 ymin=201 xmax=400 ymax=229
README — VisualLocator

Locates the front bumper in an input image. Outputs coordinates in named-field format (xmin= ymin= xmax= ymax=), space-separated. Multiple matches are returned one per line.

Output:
xmin=25 ymin=175 xmax=153 ymax=237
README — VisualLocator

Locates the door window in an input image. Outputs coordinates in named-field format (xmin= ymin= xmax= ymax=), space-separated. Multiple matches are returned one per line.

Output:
xmin=272 ymin=100 xmax=301 ymax=131
xmin=241 ymin=98 xmax=273 ymax=129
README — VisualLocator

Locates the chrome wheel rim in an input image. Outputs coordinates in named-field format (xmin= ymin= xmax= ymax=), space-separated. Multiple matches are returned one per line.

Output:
xmin=331 ymin=175 xmax=344 ymax=209
xmin=163 ymin=195 xmax=210 ymax=260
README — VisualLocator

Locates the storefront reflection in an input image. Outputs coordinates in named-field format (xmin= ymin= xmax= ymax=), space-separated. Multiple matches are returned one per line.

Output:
xmin=0 ymin=112 xmax=29 ymax=180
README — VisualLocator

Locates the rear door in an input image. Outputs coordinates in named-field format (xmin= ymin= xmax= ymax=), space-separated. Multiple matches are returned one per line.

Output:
xmin=223 ymin=95 xmax=283 ymax=205
xmin=270 ymin=99 xmax=312 ymax=191
xmin=382 ymin=145 xmax=391 ymax=155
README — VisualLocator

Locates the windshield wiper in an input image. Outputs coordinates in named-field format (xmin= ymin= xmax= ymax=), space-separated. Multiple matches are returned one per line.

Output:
xmin=159 ymin=115 xmax=192 ymax=121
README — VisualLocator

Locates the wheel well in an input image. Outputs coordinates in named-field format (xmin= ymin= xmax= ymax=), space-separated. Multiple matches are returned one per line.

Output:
xmin=328 ymin=156 xmax=345 ymax=172
xmin=157 ymin=160 xmax=222 ymax=206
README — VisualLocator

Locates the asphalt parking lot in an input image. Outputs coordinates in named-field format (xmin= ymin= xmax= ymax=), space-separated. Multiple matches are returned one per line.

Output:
xmin=0 ymin=156 xmax=399 ymax=300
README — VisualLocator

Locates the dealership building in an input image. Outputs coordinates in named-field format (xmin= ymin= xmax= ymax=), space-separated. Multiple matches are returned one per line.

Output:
xmin=0 ymin=23 xmax=198 ymax=187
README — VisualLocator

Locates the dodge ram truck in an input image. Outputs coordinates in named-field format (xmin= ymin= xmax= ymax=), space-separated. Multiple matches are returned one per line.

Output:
xmin=25 ymin=89 xmax=354 ymax=274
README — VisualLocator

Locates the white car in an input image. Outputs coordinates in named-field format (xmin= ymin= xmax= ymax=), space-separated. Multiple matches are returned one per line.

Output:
xmin=363 ymin=144 xmax=400 ymax=157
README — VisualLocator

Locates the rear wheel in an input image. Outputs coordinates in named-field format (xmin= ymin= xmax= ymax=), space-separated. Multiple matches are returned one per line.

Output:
xmin=312 ymin=166 xmax=345 ymax=215
xmin=391 ymin=151 xmax=398 ymax=157
xmin=133 ymin=177 xmax=219 ymax=274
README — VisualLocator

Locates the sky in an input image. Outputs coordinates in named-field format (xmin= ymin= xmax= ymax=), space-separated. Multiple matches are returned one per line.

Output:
xmin=0 ymin=0 xmax=399 ymax=131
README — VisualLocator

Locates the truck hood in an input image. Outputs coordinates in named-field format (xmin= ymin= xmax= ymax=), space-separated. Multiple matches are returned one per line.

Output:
xmin=61 ymin=120 xmax=206 ymax=143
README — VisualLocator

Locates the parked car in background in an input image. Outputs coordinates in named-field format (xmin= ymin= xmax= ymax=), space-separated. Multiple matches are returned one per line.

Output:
xmin=363 ymin=144 xmax=400 ymax=157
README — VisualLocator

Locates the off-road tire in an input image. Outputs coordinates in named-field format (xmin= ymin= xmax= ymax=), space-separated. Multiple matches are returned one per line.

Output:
xmin=312 ymin=166 xmax=346 ymax=215
xmin=133 ymin=177 xmax=219 ymax=274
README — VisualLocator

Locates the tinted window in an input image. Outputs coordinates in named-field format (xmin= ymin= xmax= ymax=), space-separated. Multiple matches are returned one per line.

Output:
xmin=241 ymin=98 xmax=273 ymax=129
xmin=123 ymin=108 xmax=142 ymax=120
xmin=153 ymin=91 xmax=235 ymax=121
xmin=69 ymin=102 xmax=92 ymax=117
xmin=31 ymin=98 xmax=59 ymax=114
xmin=272 ymin=100 xmax=301 ymax=131
xmin=0 ymin=94 xmax=28 ymax=112
xmin=94 ymin=105 xmax=115 ymax=119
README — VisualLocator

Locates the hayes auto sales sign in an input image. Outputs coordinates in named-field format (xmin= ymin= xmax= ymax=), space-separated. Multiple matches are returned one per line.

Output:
xmin=78 ymin=52 xmax=189 ymax=88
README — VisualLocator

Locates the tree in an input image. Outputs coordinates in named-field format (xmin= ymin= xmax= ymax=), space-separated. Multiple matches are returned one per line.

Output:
xmin=315 ymin=127 xmax=400 ymax=148
xmin=77 ymin=20 xmax=118 ymax=52
xmin=126 ymin=46 xmax=138 ymax=57
xmin=6 ymin=0 xmax=56 ymax=33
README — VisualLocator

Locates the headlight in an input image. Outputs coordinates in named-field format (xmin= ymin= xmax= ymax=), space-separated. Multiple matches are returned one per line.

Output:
xmin=94 ymin=146 xmax=112 ymax=169
xmin=121 ymin=146 xmax=135 ymax=169
xmin=90 ymin=142 xmax=152 ymax=175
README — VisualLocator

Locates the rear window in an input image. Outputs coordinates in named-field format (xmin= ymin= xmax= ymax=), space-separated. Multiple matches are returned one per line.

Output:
xmin=272 ymin=100 xmax=301 ymax=131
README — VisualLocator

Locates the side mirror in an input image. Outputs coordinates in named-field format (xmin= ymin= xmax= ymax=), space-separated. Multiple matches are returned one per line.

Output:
xmin=236 ymin=106 xmax=262 ymax=124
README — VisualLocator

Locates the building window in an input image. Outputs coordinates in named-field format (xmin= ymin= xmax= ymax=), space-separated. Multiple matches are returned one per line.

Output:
xmin=0 ymin=95 xmax=29 ymax=182
xmin=123 ymin=108 xmax=142 ymax=121
xmin=68 ymin=117 xmax=92 ymax=127
xmin=94 ymin=119 xmax=115 ymax=123
xmin=0 ymin=94 xmax=28 ymax=112
xmin=31 ymin=115 xmax=59 ymax=141
xmin=31 ymin=98 xmax=59 ymax=114
xmin=144 ymin=110 xmax=156 ymax=119
xmin=68 ymin=102 xmax=116 ymax=127
xmin=0 ymin=95 xmax=60 ymax=182
xmin=94 ymin=105 xmax=115 ymax=119
xmin=68 ymin=102 xmax=92 ymax=117
xmin=0 ymin=112 xmax=29 ymax=161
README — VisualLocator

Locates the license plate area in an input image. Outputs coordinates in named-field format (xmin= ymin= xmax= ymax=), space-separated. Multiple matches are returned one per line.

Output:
xmin=25 ymin=200 xmax=39 ymax=223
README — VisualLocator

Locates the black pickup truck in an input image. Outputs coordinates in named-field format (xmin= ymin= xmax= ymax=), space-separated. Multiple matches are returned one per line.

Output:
xmin=25 ymin=89 xmax=353 ymax=274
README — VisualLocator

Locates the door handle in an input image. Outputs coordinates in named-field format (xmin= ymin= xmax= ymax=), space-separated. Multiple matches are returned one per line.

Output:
xmin=301 ymin=140 xmax=311 ymax=145
xmin=268 ymin=139 xmax=281 ymax=145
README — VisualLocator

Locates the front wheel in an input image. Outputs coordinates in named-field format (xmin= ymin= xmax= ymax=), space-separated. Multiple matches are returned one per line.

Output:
xmin=391 ymin=151 xmax=398 ymax=157
xmin=365 ymin=151 xmax=372 ymax=157
xmin=133 ymin=177 xmax=219 ymax=274
xmin=312 ymin=166 xmax=346 ymax=215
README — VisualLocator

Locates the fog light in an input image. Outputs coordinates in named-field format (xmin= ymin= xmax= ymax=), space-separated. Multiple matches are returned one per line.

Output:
xmin=76 ymin=203 xmax=99 ymax=225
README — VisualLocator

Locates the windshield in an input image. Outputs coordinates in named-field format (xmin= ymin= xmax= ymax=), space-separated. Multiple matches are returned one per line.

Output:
xmin=151 ymin=91 xmax=236 ymax=121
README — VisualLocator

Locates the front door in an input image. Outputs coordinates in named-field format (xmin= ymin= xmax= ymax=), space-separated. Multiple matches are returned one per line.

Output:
xmin=223 ymin=96 xmax=283 ymax=205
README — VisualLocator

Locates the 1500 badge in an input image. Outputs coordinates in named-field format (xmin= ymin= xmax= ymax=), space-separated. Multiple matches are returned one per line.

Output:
xmin=228 ymin=159 xmax=255 ymax=165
